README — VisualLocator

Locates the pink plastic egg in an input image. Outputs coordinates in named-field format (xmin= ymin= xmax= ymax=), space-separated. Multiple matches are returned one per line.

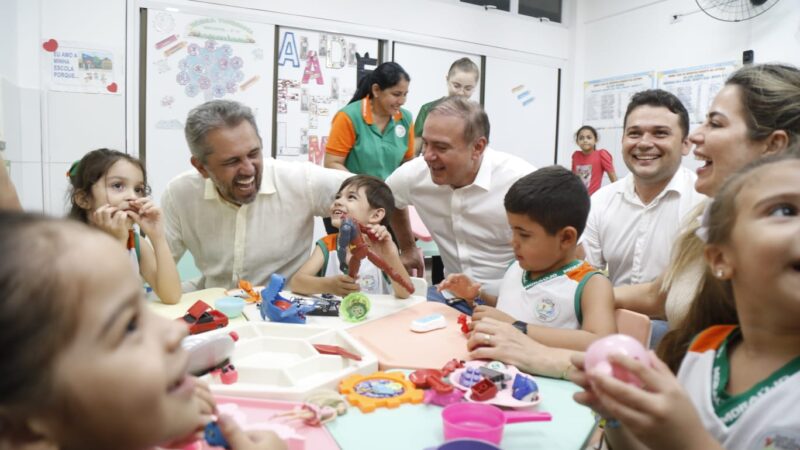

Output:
xmin=584 ymin=334 xmax=651 ymax=387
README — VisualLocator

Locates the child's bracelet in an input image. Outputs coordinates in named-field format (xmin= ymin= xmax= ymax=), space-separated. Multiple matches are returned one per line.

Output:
xmin=598 ymin=417 xmax=621 ymax=429
xmin=560 ymin=362 xmax=574 ymax=380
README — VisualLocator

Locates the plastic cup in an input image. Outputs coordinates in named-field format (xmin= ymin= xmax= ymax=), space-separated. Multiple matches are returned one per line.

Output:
xmin=215 ymin=296 xmax=245 ymax=318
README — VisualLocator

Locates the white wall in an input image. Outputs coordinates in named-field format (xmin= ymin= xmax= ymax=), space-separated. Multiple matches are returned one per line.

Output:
xmin=565 ymin=0 xmax=800 ymax=170
xmin=0 ymin=0 xmax=127 ymax=213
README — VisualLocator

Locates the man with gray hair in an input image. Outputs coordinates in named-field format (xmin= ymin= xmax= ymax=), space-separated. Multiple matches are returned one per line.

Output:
xmin=162 ymin=100 xmax=348 ymax=290
xmin=387 ymin=97 xmax=535 ymax=297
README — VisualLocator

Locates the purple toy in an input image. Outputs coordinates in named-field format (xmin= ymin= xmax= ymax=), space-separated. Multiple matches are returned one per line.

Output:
xmin=459 ymin=367 xmax=482 ymax=388
xmin=584 ymin=334 xmax=651 ymax=387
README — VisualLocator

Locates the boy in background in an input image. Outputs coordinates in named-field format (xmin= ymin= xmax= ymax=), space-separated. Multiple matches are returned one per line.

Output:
xmin=440 ymin=166 xmax=616 ymax=351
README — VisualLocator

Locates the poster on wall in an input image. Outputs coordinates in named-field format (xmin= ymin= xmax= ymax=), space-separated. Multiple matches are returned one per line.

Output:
xmin=274 ymin=26 xmax=379 ymax=164
xmin=657 ymin=61 xmax=737 ymax=124
xmin=583 ymin=72 xmax=655 ymax=130
xmin=144 ymin=9 xmax=275 ymax=202
xmin=42 ymin=40 xmax=121 ymax=94
xmin=582 ymin=72 xmax=655 ymax=180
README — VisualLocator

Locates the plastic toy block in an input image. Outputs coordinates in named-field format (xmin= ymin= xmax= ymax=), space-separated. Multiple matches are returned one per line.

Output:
xmin=459 ymin=366 xmax=482 ymax=388
xmin=470 ymin=378 xmax=498 ymax=401
xmin=511 ymin=374 xmax=539 ymax=401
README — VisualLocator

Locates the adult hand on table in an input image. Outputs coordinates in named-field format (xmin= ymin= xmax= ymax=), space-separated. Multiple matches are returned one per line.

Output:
xmin=467 ymin=318 xmax=544 ymax=374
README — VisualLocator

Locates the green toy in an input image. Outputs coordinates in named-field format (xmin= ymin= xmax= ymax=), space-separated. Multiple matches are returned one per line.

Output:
xmin=340 ymin=292 xmax=371 ymax=322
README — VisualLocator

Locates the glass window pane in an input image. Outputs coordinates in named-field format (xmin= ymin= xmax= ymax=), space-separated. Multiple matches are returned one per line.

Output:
xmin=460 ymin=0 xmax=511 ymax=12
xmin=518 ymin=0 xmax=562 ymax=22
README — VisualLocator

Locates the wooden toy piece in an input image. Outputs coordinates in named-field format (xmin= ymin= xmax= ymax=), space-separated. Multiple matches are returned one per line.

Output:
xmin=313 ymin=344 xmax=362 ymax=361
xmin=338 ymin=372 xmax=424 ymax=413
xmin=470 ymin=378 xmax=499 ymax=402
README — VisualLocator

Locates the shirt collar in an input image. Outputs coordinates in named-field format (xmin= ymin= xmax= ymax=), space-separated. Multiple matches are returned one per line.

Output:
xmin=470 ymin=148 xmax=493 ymax=191
xmin=620 ymin=167 xmax=686 ymax=203
xmin=202 ymin=158 xmax=277 ymax=202
xmin=361 ymin=98 xmax=402 ymax=125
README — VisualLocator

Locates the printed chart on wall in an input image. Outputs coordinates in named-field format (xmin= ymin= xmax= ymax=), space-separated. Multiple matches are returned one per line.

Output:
xmin=144 ymin=9 xmax=275 ymax=202
xmin=274 ymin=26 xmax=379 ymax=164
xmin=657 ymin=61 xmax=737 ymax=124
xmin=582 ymin=72 xmax=655 ymax=179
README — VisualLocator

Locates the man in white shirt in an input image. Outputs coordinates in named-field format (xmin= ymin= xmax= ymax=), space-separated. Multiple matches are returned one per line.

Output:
xmin=581 ymin=89 xmax=706 ymax=287
xmin=387 ymin=97 xmax=535 ymax=293
xmin=162 ymin=100 xmax=348 ymax=291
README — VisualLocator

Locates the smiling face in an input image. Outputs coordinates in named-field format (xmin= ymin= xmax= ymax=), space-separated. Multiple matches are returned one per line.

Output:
xmin=576 ymin=128 xmax=597 ymax=153
xmin=38 ymin=234 xmax=200 ymax=449
xmin=371 ymin=79 xmax=409 ymax=117
xmin=446 ymin=69 xmax=478 ymax=98
xmin=507 ymin=212 xmax=573 ymax=276
xmin=330 ymin=184 xmax=384 ymax=228
xmin=421 ymin=113 xmax=485 ymax=189
xmin=192 ymin=120 xmax=263 ymax=206
xmin=708 ymin=160 xmax=800 ymax=321
xmin=621 ymin=105 xmax=689 ymax=187
xmin=83 ymin=159 xmax=147 ymax=228
xmin=690 ymin=85 xmax=767 ymax=197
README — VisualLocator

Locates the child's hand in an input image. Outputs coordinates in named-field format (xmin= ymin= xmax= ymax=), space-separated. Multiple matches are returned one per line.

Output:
xmin=364 ymin=224 xmax=396 ymax=254
xmin=329 ymin=274 xmax=360 ymax=296
xmin=160 ymin=378 xmax=217 ymax=448
xmin=578 ymin=352 xmax=715 ymax=450
xmin=128 ymin=198 xmax=164 ymax=238
xmin=218 ymin=414 xmax=288 ymax=450
xmin=438 ymin=274 xmax=480 ymax=306
xmin=91 ymin=204 xmax=131 ymax=242
xmin=471 ymin=305 xmax=515 ymax=324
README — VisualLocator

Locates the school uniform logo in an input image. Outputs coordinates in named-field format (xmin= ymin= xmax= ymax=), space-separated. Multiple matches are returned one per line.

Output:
xmin=536 ymin=298 xmax=558 ymax=322
xmin=395 ymin=124 xmax=406 ymax=138
xmin=754 ymin=428 xmax=800 ymax=450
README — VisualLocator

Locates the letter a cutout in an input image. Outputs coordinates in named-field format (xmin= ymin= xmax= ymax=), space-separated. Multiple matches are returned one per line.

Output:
xmin=278 ymin=31 xmax=300 ymax=68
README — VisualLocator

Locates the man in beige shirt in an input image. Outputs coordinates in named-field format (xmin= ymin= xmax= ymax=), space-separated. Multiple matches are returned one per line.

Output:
xmin=162 ymin=100 xmax=348 ymax=290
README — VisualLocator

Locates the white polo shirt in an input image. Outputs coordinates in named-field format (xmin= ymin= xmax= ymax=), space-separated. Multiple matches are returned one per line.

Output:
xmin=386 ymin=148 xmax=535 ymax=290
xmin=162 ymin=157 xmax=349 ymax=291
xmin=581 ymin=166 xmax=705 ymax=286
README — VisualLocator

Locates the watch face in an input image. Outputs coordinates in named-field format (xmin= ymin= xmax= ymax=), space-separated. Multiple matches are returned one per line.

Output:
xmin=513 ymin=321 xmax=527 ymax=334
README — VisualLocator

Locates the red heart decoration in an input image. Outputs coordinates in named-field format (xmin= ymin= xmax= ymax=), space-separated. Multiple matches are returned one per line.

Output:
xmin=106 ymin=82 xmax=118 ymax=93
xmin=42 ymin=39 xmax=58 ymax=52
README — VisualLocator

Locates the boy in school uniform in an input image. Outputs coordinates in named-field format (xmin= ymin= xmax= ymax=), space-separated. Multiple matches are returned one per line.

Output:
xmin=440 ymin=166 xmax=617 ymax=351
xmin=288 ymin=175 xmax=412 ymax=299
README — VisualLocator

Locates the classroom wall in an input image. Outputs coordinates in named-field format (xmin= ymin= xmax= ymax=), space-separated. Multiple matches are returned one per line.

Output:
xmin=565 ymin=0 xmax=800 ymax=173
xmin=0 ymin=0 xmax=127 ymax=213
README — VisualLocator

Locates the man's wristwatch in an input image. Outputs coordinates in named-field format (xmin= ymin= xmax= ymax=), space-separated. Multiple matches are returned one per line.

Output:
xmin=512 ymin=320 xmax=528 ymax=334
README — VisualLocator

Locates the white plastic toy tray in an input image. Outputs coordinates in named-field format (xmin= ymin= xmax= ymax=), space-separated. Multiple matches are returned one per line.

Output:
xmin=203 ymin=322 xmax=378 ymax=401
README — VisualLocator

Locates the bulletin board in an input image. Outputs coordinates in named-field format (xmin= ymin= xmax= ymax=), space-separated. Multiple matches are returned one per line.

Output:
xmin=582 ymin=71 xmax=656 ymax=179
xmin=391 ymin=42 xmax=484 ymax=122
xmin=482 ymin=56 xmax=560 ymax=168
xmin=657 ymin=61 xmax=737 ymax=125
xmin=143 ymin=8 xmax=275 ymax=202
xmin=273 ymin=26 xmax=380 ymax=164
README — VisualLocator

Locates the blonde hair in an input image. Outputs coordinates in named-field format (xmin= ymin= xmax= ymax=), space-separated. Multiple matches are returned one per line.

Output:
xmin=658 ymin=154 xmax=800 ymax=371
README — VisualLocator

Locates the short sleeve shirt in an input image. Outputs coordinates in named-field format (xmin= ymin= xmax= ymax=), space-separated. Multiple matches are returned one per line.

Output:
xmin=325 ymin=98 xmax=414 ymax=180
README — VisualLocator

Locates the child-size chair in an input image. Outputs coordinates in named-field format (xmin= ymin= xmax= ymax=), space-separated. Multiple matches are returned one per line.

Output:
xmin=614 ymin=308 xmax=652 ymax=349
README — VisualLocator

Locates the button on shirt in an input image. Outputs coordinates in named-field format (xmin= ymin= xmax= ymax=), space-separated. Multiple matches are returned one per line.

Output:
xmin=581 ymin=166 xmax=706 ymax=286
xmin=162 ymin=158 xmax=350 ymax=290
xmin=386 ymin=148 xmax=535 ymax=290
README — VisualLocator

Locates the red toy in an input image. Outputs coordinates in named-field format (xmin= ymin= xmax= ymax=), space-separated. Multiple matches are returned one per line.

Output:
xmin=470 ymin=378 xmax=499 ymax=401
xmin=313 ymin=344 xmax=362 ymax=361
xmin=337 ymin=216 xmax=415 ymax=294
xmin=409 ymin=369 xmax=453 ymax=394
xmin=180 ymin=300 xmax=229 ymax=334
xmin=457 ymin=314 xmax=470 ymax=334
xmin=441 ymin=359 xmax=465 ymax=377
